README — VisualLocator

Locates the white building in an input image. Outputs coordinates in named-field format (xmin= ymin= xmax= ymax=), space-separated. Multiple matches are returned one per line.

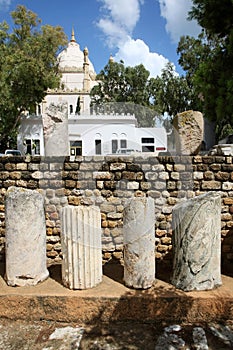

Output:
xmin=17 ymin=30 xmax=167 ymax=156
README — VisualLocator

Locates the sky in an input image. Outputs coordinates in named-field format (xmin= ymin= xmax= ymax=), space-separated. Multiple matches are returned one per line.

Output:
xmin=0 ymin=0 xmax=201 ymax=77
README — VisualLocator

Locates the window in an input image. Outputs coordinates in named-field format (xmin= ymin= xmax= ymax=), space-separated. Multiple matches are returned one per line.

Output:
xmin=95 ymin=139 xmax=101 ymax=155
xmin=141 ymin=137 xmax=154 ymax=144
xmin=24 ymin=139 xmax=40 ymax=155
xmin=120 ymin=139 xmax=127 ymax=149
xmin=69 ymin=105 xmax=73 ymax=114
xmin=112 ymin=139 xmax=118 ymax=153
xmin=33 ymin=139 xmax=40 ymax=155
xmin=70 ymin=141 xmax=82 ymax=156
xmin=142 ymin=145 xmax=155 ymax=152
xmin=141 ymin=137 xmax=155 ymax=152
xmin=25 ymin=139 xmax=31 ymax=154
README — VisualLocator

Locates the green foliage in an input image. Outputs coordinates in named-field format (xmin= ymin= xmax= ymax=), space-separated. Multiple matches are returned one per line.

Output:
xmin=189 ymin=0 xmax=233 ymax=38
xmin=178 ymin=0 xmax=233 ymax=140
xmin=90 ymin=60 xmax=195 ymax=127
xmin=90 ymin=60 xmax=158 ymax=127
xmin=148 ymin=62 xmax=198 ymax=120
xmin=0 ymin=5 xmax=67 ymax=150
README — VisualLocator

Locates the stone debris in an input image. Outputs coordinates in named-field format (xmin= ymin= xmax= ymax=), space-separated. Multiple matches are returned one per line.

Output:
xmin=155 ymin=324 xmax=187 ymax=350
xmin=155 ymin=325 xmax=211 ymax=350
xmin=209 ymin=323 xmax=233 ymax=347
xmin=42 ymin=326 xmax=84 ymax=350
xmin=192 ymin=327 xmax=208 ymax=350
xmin=164 ymin=324 xmax=182 ymax=333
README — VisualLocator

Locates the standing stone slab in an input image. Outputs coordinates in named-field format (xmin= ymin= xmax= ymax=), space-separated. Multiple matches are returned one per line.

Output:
xmin=42 ymin=102 xmax=69 ymax=157
xmin=5 ymin=186 xmax=49 ymax=287
xmin=173 ymin=110 xmax=204 ymax=155
xmin=61 ymin=205 xmax=102 ymax=289
xmin=171 ymin=192 xmax=222 ymax=291
xmin=123 ymin=197 xmax=155 ymax=289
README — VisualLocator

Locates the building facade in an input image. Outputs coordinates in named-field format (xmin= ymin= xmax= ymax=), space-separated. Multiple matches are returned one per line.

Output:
xmin=17 ymin=30 xmax=167 ymax=156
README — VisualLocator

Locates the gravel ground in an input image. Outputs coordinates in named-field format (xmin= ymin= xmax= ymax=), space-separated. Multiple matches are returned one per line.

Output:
xmin=0 ymin=319 xmax=233 ymax=350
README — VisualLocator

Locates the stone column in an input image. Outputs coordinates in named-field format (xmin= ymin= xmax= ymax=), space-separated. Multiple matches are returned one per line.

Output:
xmin=171 ymin=191 xmax=222 ymax=291
xmin=5 ymin=186 xmax=49 ymax=286
xmin=61 ymin=205 xmax=102 ymax=289
xmin=123 ymin=197 xmax=155 ymax=289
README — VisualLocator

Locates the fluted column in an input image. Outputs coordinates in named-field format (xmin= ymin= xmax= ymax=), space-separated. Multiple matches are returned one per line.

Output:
xmin=123 ymin=197 xmax=155 ymax=289
xmin=61 ymin=205 xmax=102 ymax=289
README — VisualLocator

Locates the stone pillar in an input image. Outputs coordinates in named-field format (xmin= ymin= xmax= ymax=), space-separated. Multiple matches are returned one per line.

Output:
xmin=61 ymin=205 xmax=102 ymax=289
xmin=171 ymin=191 xmax=222 ymax=291
xmin=5 ymin=186 xmax=49 ymax=286
xmin=123 ymin=197 xmax=155 ymax=289
xmin=42 ymin=102 xmax=69 ymax=157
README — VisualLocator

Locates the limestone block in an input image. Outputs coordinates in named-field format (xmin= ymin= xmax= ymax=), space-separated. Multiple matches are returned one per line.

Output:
xmin=171 ymin=191 xmax=222 ymax=291
xmin=123 ymin=197 xmax=155 ymax=289
xmin=61 ymin=205 xmax=102 ymax=289
xmin=5 ymin=186 xmax=49 ymax=286
xmin=173 ymin=110 xmax=204 ymax=155
xmin=42 ymin=102 xmax=69 ymax=157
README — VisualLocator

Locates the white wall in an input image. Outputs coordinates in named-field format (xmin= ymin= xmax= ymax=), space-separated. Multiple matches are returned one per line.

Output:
xmin=18 ymin=114 xmax=167 ymax=156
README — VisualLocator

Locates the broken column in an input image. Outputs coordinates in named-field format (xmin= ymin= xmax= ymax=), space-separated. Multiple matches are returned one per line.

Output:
xmin=61 ymin=205 xmax=102 ymax=289
xmin=171 ymin=191 xmax=222 ymax=291
xmin=5 ymin=186 xmax=49 ymax=286
xmin=123 ymin=197 xmax=155 ymax=289
xmin=173 ymin=110 xmax=204 ymax=155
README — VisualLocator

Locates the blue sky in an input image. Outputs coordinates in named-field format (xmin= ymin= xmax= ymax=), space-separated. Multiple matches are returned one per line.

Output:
xmin=0 ymin=0 xmax=201 ymax=77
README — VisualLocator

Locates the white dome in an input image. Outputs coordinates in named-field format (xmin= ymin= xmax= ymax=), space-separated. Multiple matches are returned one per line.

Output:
xmin=57 ymin=34 xmax=95 ymax=73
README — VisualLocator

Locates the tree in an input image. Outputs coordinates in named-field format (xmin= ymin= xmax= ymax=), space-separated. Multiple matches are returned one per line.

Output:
xmin=0 ymin=5 xmax=67 ymax=151
xmin=189 ymin=0 xmax=233 ymax=38
xmin=148 ymin=62 xmax=198 ymax=121
xmin=90 ymin=60 xmax=158 ymax=127
xmin=177 ymin=0 xmax=233 ymax=139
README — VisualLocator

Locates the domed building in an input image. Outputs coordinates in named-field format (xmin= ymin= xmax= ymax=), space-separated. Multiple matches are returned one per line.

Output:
xmin=17 ymin=30 xmax=167 ymax=156
xmin=41 ymin=29 xmax=97 ymax=116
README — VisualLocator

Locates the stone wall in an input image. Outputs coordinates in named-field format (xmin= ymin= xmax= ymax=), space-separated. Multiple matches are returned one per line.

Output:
xmin=0 ymin=154 xmax=232 ymax=273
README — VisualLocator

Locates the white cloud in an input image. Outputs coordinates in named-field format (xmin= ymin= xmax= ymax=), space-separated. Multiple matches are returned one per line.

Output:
xmin=98 ymin=0 xmax=142 ymax=35
xmin=158 ymin=0 xmax=201 ymax=42
xmin=97 ymin=0 xmax=143 ymax=47
xmin=0 ymin=0 xmax=11 ymax=11
xmin=114 ymin=37 xmax=169 ymax=77
xmin=97 ymin=0 xmax=168 ymax=77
